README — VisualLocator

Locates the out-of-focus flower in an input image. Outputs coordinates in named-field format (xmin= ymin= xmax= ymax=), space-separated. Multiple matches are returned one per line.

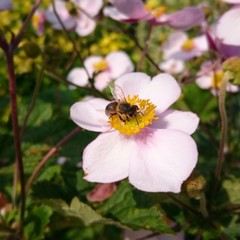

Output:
xmin=0 ymin=0 xmax=12 ymax=11
xmin=207 ymin=7 xmax=240 ymax=59
xmin=70 ymin=72 xmax=199 ymax=193
xmin=216 ymin=6 xmax=240 ymax=47
xmin=32 ymin=10 xmax=45 ymax=36
xmin=196 ymin=61 xmax=239 ymax=95
xmin=221 ymin=0 xmax=240 ymax=3
xmin=104 ymin=0 xmax=204 ymax=30
xmin=86 ymin=183 xmax=117 ymax=202
xmin=45 ymin=0 xmax=103 ymax=36
xmin=159 ymin=31 xmax=208 ymax=74
xmin=67 ymin=51 xmax=134 ymax=91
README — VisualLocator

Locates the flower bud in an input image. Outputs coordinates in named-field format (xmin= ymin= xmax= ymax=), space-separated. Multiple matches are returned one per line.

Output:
xmin=183 ymin=172 xmax=206 ymax=199
xmin=222 ymin=57 xmax=240 ymax=85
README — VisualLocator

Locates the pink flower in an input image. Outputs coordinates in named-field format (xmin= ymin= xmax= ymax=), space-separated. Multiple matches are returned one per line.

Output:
xmin=70 ymin=72 xmax=199 ymax=193
xmin=159 ymin=31 xmax=208 ymax=74
xmin=221 ymin=0 xmax=240 ymax=3
xmin=45 ymin=0 xmax=103 ymax=36
xmin=0 ymin=0 xmax=12 ymax=11
xmin=67 ymin=51 xmax=134 ymax=91
xmin=104 ymin=0 xmax=204 ymax=30
xmin=196 ymin=61 xmax=239 ymax=95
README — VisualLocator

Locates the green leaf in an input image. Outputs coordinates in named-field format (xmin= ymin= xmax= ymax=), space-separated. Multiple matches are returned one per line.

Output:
xmin=98 ymin=181 xmax=172 ymax=233
xmin=40 ymin=197 xmax=128 ymax=229
xmin=24 ymin=205 xmax=53 ymax=240
xmin=223 ymin=177 xmax=240 ymax=205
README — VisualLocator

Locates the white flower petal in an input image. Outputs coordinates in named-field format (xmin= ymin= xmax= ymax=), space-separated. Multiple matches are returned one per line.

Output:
xmin=159 ymin=59 xmax=185 ymax=74
xmin=94 ymin=72 xmax=111 ymax=91
xmin=151 ymin=110 xmax=199 ymax=135
xmin=67 ymin=67 xmax=88 ymax=89
xmin=216 ymin=7 xmax=240 ymax=46
xmin=70 ymin=98 xmax=110 ymax=132
xmin=139 ymin=73 xmax=181 ymax=114
xmin=196 ymin=76 xmax=212 ymax=89
xmin=106 ymin=51 xmax=134 ymax=79
xmin=114 ymin=72 xmax=151 ymax=97
xmin=84 ymin=56 xmax=103 ymax=75
xmin=75 ymin=14 xmax=96 ymax=36
xmin=83 ymin=131 xmax=133 ymax=182
xmin=75 ymin=0 xmax=103 ymax=16
xmin=129 ymin=129 xmax=198 ymax=192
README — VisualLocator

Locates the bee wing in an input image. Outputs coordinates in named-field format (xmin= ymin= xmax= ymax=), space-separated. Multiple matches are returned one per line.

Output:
xmin=110 ymin=84 xmax=127 ymax=101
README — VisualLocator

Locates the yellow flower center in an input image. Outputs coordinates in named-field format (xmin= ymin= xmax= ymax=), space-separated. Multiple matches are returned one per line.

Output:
xmin=108 ymin=95 xmax=158 ymax=135
xmin=92 ymin=59 xmax=109 ymax=72
xmin=211 ymin=71 xmax=223 ymax=89
xmin=144 ymin=0 xmax=166 ymax=18
xmin=181 ymin=39 xmax=195 ymax=51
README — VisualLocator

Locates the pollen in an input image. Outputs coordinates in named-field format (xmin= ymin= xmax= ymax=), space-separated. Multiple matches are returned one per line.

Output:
xmin=181 ymin=39 xmax=195 ymax=51
xmin=108 ymin=95 xmax=158 ymax=135
xmin=93 ymin=59 xmax=109 ymax=72
xmin=211 ymin=70 xmax=223 ymax=89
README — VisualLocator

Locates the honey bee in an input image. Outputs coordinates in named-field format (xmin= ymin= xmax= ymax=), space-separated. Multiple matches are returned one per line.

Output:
xmin=105 ymin=85 xmax=140 ymax=122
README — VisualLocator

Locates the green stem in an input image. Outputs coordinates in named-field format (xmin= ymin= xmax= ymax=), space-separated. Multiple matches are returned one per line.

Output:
xmin=20 ymin=64 xmax=45 ymax=139
xmin=199 ymin=192 xmax=208 ymax=218
xmin=25 ymin=127 xmax=82 ymax=193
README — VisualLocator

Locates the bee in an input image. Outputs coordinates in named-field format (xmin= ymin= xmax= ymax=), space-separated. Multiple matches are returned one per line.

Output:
xmin=105 ymin=85 xmax=140 ymax=122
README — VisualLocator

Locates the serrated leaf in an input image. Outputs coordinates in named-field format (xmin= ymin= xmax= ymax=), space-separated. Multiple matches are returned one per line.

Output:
xmin=24 ymin=205 xmax=53 ymax=240
xmin=223 ymin=177 xmax=240 ymax=205
xmin=40 ymin=197 xmax=129 ymax=229
xmin=98 ymin=181 xmax=172 ymax=233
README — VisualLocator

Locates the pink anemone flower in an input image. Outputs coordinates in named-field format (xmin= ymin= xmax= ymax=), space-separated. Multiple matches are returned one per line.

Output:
xmin=207 ymin=7 xmax=240 ymax=58
xmin=45 ymin=0 xmax=103 ymax=36
xmin=0 ymin=0 xmax=12 ymax=11
xmin=104 ymin=0 xmax=204 ymax=30
xmin=67 ymin=51 xmax=134 ymax=91
xmin=159 ymin=31 xmax=208 ymax=74
xmin=196 ymin=61 xmax=239 ymax=95
xmin=70 ymin=72 xmax=199 ymax=193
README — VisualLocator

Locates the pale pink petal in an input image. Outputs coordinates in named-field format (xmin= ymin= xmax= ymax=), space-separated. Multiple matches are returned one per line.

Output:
xmin=103 ymin=6 xmax=130 ymax=21
xmin=106 ymin=51 xmax=134 ymax=79
xmin=194 ymin=35 xmax=209 ymax=52
xmin=226 ymin=83 xmax=239 ymax=92
xmin=84 ymin=56 xmax=103 ymax=75
xmin=129 ymin=129 xmax=198 ymax=192
xmin=114 ymin=72 xmax=151 ymax=97
xmin=0 ymin=0 xmax=12 ymax=11
xmin=67 ymin=67 xmax=88 ymax=89
xmin=83 ymin=131 xmax=133 ymax=182
xmin=94 ymin=72 xmax=111 ymax=91
xmin=45 ymin=0 xmax=76 ymax=30
xmin=216 ymin=7 xmax=240 ymax=46
xmin=196 ymin=76 xmax=212 ymax=89
xmin=139 ymin=73 xmax=181 ymax=114
xmin=167 ymin=7 xmax=204 ymax=30
xmin=161 ymin=31 xmax=187 ymax=59
xmin=70 ymin=98 xmax=110 ymax=132
xmin=75 ymin=14 xmax=96 ymax=36
xmin=112 ymin=0 xmax=148 ymax=19
xmin=151 ymin=110 xmax=199 ymax=135
xmin=159 ymin=59 xmax=185 ymax=74
xmin=75 ymin=0 xmax=103 ymax=16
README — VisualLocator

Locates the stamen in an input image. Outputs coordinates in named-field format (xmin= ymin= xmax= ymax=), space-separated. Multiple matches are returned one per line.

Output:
xmin=211 ymin=71 xmax=223 ymax=89
xmin=108 ymin=95 xmax=158 ymax=135
xmin=93 ymin=59 xmax=109 ymax=72
xmin=181 ymin=39 xmax=195 ymax=51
